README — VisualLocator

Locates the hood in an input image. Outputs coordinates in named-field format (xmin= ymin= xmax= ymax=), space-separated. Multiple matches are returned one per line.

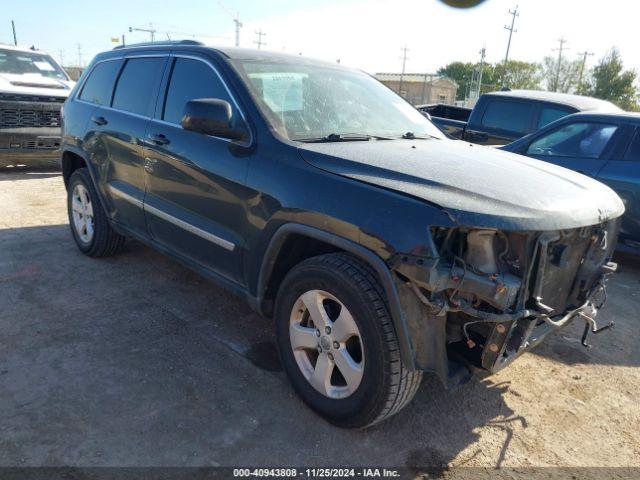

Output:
xmin=298 ymin=139 xmax=625 ymax=231
xmin=0 ymin=73 xmax=74 ymax=98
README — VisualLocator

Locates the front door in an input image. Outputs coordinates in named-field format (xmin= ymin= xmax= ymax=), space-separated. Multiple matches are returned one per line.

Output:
xmin=596 ymin=127 xmax=640 ymax=246
xmin=143 ymin=55 xmax=252 ymax=283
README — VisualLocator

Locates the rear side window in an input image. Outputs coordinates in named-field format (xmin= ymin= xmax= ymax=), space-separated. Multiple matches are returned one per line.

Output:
xmin=79 ymin=60 xmax=120 ymax=106
xmin=537 ymin=105 xmax=573 ymax=129
xmin=624 ymin=130 xmax=640 ymax=161
xmin=163 ymin=58 xmax=234 ymax=125
xmin=481 ymin=100 xmax=533 ymax=134
xmin=527 ymin=122 xmax=618 ymax=159
xmin=112 ymin=57 xmax=166 ymax=116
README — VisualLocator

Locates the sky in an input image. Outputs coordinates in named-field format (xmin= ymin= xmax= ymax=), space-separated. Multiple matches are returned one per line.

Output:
xmin=3 ymin=0 xmax=639 ymax=76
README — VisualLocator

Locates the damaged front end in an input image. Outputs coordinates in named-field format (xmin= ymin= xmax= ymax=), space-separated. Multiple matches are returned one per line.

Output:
xmin=391 ymin=220 xmax=619 ymax=384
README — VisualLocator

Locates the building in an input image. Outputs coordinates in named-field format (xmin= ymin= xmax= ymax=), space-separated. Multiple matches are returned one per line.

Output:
xmin=375 ymin=73 xmax=458 ymax=106
xmin=63 ymin=66 xmax=84 ymax=81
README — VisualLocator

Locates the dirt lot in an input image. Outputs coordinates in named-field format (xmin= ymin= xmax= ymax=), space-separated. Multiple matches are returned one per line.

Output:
xmin=0 ymin=166 xmax=639 ymax=473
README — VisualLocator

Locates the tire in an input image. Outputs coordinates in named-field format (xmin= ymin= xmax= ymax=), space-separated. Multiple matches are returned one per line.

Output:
xmin=67 ymin=168 xmax=125 ymax=257
xmin=274 ymin=253 xmax=422 ymax=428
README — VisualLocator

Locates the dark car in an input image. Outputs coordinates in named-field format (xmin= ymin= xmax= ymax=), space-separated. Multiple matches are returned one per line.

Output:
xmin=420 ymin=90 xmax=620 ymax=146
xmin=501 ymin=111 xmax=640 ymax=253
xmin=61 ymin=41 xmax=624 ymax=428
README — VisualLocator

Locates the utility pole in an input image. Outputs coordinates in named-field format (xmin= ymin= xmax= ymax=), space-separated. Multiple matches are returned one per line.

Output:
xmin=467 ymin=47 xmax=486 ymax=103
xmin=11 ymin=20 xmax=17 ymax=45
xmin=503 ymin=5 xmax=519 ymax=64
xmin=552 ymin=37 xmax=568 ymax=92
xmin=218 ymin=1 xmax=242 ymax=47
xmin=128 ymin=25 xmax=156 ymax=42
xmin=577 ymin=50 xmax=594 ymax=92
xmin=76 ymin=44 xmax=83 ymax=67
xmin=477 ymin=46 xmax=486 ymax=98
xmin=398 ymin=45 xmax=409 ymax=98
xmin=254 ymin=29 xmax=266 ymax=49
xmin=58 ymin=49 xmax=64 ymax=67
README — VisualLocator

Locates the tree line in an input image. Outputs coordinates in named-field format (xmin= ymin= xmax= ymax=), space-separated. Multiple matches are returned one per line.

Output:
xmin=438 ymin=48 xmax=638 ymax=111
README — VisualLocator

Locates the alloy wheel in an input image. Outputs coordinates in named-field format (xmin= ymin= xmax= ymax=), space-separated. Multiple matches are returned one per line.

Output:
xmin=289 ymin=289 xmax=365 ymax=399
xmin=71 ymin=183 xmax=95 ymax=244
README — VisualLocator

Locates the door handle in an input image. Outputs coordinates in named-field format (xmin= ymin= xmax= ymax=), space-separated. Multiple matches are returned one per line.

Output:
xmin=91 ymin=116 xmax=108 ymax=126
xmin=148 ymin=133 xmax=170 ymax=146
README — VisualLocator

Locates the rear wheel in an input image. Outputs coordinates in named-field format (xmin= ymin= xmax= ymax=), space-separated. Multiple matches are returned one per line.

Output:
xmin=275 ymin=253 xmax=422 ymax=428
xmin=67 ymin=168 xmax=125 ymax=257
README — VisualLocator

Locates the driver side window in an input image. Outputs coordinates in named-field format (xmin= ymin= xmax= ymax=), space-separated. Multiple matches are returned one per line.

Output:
xmin=527 ymin=122 xmax=618 ymax=159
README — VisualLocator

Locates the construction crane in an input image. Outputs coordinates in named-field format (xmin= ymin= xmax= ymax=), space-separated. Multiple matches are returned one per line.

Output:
xmin=217 ymin=1 xmax=242 ymax=47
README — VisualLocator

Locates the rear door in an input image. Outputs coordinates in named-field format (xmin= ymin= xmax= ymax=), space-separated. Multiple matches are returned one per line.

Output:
xmin=596 ymin=126 xmax=640 ymax=246
xmin=96 ymin=55 xmax=168 ymax=236
xmin=523 ymin=119 xmax=621 ymax=177
xmin=466 ymin=98 xmax=535 ymax=145
xmin=142 ymin=54 xmax=252 ymax=283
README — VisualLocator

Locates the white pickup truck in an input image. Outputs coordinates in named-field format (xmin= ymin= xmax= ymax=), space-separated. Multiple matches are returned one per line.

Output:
xmin=0 ymin=44 xmax=75 ymax=166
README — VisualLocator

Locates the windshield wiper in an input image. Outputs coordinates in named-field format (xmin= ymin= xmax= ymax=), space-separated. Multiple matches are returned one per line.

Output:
xmin=297 ymin=133 xmax=393 ymax=143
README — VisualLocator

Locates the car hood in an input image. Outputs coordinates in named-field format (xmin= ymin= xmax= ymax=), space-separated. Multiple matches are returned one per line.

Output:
xmin=0 ymin=73 xmax=74 ymax=98
xmin=297 ymin=139 xmax=625 ymax=230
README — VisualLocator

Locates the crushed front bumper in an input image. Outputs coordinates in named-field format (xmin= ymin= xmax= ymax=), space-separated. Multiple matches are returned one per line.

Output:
xmin=482 ymin=283 xmax=614 ymax=373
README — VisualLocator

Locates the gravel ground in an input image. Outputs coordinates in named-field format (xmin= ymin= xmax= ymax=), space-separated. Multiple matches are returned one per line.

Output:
xmin=0 ymin=166 xmax=638 ymax=473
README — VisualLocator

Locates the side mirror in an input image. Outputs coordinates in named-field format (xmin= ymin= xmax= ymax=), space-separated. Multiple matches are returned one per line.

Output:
xmin=181 ymin=98 xmax=246 ymax=141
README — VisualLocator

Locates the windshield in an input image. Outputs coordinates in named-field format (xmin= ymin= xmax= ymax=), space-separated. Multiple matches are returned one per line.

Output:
xmin=0 ymin=49 xmax=68 ymax=80
xmin=233 ymin=59 xmax=445 ymax=141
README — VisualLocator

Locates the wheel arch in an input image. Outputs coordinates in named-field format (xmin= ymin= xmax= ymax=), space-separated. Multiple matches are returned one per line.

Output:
xmin=61 ymin=148 xmax=95 ymax=189
xmin=256 ymin=223 xmax=415 ymax=370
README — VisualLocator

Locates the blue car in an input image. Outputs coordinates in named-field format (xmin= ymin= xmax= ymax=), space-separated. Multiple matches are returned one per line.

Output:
xmin=501 ymin=111 xmax=640 ymax=253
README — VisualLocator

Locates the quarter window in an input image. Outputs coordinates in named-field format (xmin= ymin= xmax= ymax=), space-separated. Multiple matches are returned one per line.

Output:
xmin=527 ymin=122 xmax=618 ymax=159
xmin=163 ymin=58 xmax=233 ymax=125
xmin=79 ymin=60 xmax=121 ymax=106
xmin=112 ymin=58 xmax=166 ymax=116
xmin=481 ymin=100 xmax=533 ymax=134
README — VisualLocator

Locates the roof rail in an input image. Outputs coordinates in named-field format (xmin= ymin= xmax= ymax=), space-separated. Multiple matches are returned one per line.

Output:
xmin=113 ymin=39 xmax=204 ymax=50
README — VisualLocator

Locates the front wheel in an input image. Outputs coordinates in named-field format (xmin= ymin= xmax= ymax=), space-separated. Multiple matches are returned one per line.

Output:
xmin=274 ymin=253 xmax=422 ymax=428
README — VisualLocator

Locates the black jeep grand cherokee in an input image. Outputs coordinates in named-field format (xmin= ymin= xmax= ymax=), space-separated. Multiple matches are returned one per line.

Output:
xmin=61 ymin=41 xmax=624 ymax=428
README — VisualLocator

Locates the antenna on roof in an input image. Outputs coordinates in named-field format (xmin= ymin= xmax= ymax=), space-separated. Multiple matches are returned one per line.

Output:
xmin=11 ymin=20 xmax=17 ymax=46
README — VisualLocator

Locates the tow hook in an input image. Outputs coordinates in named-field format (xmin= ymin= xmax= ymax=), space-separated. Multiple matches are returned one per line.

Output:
xmin=579 ymin=311 xmax=614 ymax=349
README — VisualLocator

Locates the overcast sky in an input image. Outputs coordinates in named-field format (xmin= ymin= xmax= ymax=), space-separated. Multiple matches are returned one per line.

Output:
xmin=3 ymin=0 xmax=638 ymax=76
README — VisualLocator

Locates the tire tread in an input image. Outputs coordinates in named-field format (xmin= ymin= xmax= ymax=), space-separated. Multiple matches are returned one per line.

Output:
xmin=292 ymin=253 xmax=422 ymax=428
xmin=68 ymin=168 xmax=125 ymax=257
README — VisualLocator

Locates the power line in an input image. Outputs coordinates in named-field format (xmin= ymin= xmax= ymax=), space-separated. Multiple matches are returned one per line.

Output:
xmin=503 ymin=5 xmax=519 ymax=63
xmin=398 ymin=45 xmax=409 ymax=97
xmin=577 ymin=50 xmax=594 ymax=90
xmin=254 ymin=29 xmax=266 ymax=49
xmin=552 ymin=37 xmax=569 ymax=92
